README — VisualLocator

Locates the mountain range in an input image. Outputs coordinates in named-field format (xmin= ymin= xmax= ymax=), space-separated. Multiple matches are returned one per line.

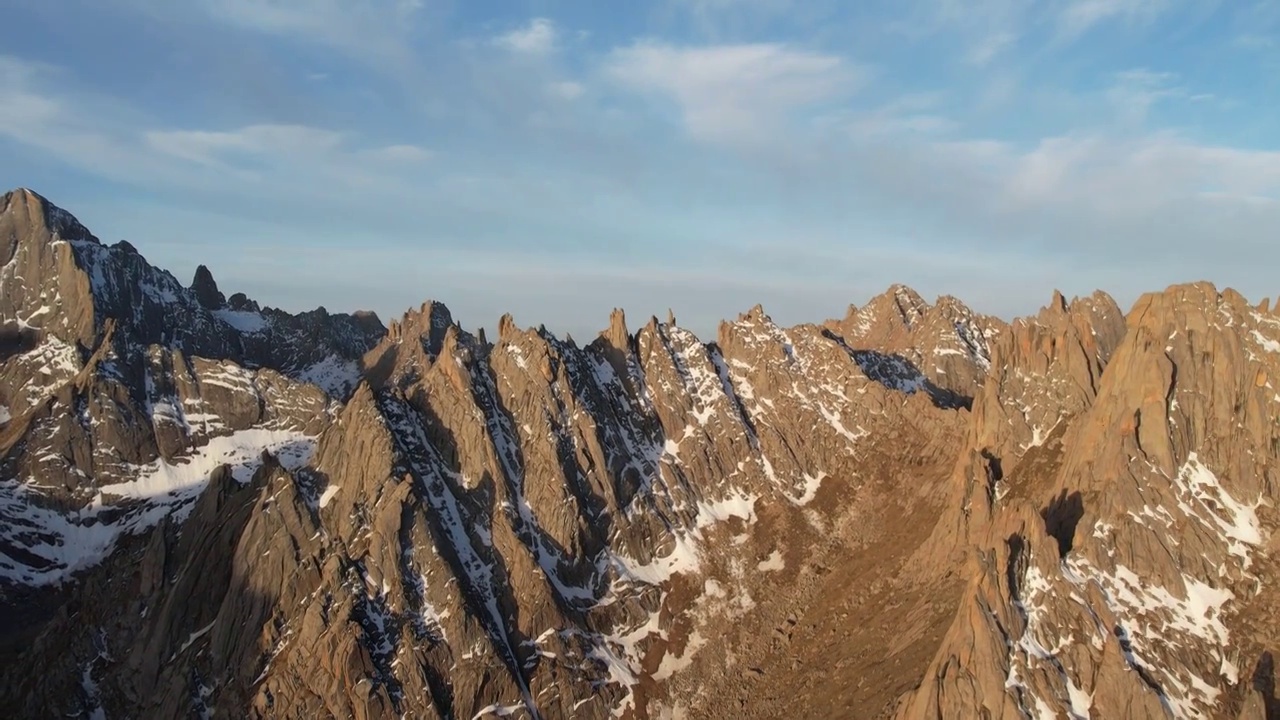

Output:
xmin=1 ymin=187 xmax=1277 ymax=719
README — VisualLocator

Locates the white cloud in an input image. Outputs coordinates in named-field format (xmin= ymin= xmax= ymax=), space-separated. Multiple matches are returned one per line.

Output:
xmin=0 ymin=56 xmax=188 ymax=185
xmin=854 ymin=113 xmax=955 ymax=137
xmin=854 ymin=129 xmax=1280 ymax=249
xmin=145 ymin=125 xmax=345 ymax=166
xmin=896 ymin=0 xmax=1193 ymax=65
xmin=1057 ymin=0 xmax=1171 ymax=37
xmin=605 ymin=42 xmax=861 ymax=144
xmin=198 ymin=0 xmax=422 ymax=37
xmin=494 ymin=18 xmax=558 ymax=55
xmin=677 ymin=0 xmax=793 ymax=10
xmin=369 ymin=144 xmax=434 ymax=163
xmin=840 ymin=93 xmax=956 ymax=137
xmin=140 ymin=124 xmax=434 ymax=188
xmin=549 ymin=80 xmax=585 ymax=100
xmin=890 ymin=0 xmax=1028 ymax=66
xmin=966 ymin=30 xmax=1017 ymax=65
xmin=0 ymin=60 xmax=433 ymax=196
xmin=1107 ymin=68 xmax=1187 ymax=123
xmin=674 ymin=0 xmax=802 ymax=31
xmin=124 ymin=0 xmax=426 ymax=69
xmin=0 ymin=57 xmax=61 ymax=131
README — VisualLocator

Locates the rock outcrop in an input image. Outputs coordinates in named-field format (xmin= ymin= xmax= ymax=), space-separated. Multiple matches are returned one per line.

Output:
xmin=898 ymin=283 xmax=1280 ymax=720
xmin=827 ymin=284 xmax=1006 ymax=407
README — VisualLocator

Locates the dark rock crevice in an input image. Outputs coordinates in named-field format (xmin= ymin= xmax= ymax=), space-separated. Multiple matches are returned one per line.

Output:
xmin=1040 ymin=490 xmax=1084 ymax=559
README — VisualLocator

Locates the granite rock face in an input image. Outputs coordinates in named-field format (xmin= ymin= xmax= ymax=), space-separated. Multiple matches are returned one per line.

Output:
xmin=1 ymin=189 xmax=1279 ymax=720
xmin=827 ymin=284 xmax=1006 ymax=407
xmin=898 ymin=283 xmax=1280 ymax=720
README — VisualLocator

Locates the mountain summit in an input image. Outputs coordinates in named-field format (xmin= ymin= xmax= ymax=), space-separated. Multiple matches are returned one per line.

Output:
xmin=1 ymin=190 xmax=1277 ymax=719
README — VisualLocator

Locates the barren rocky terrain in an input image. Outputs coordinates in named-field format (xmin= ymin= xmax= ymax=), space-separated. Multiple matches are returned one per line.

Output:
xmin=1 ymin=187 xmax=1277 ymax=719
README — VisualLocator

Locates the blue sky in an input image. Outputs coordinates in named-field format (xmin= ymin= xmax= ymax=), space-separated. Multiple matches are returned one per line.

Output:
xmin=1 ymin=0 xmax=1278 ymax=337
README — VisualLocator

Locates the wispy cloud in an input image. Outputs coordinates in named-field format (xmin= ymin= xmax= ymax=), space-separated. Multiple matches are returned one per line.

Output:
xmin=840 ymin=93 xmax=956 ymax=137
xmin=494 ymin=18 xmax=558 ymax=55
xmin=1106 ymin=68 xmax=1199 ymax=124
xmin=1056 ymin=0 xmax=1172 ymax=38
xmin=895 ymin=0 xmax=1199 ymax=66
xmin=0 ymin=55 xmax=184 ymax=185
xmin=887 ymin=0 xmax=1029 ymax=67
xmin=548 ymin=80 xmax=585 ymax=100
xmin=848 ymin=130 xmax=1280 ymax=256
xmin=605 ymin=42 xmax=862 ymax=145
xmin=371 ymin=144 xmax=434 ymax=163
xmin=0 ymin=58 xmax=432 ymax=199
xmin=127 ymin=0 xmax=426 ymax=69
xmin=966 ymin=30 xmax=1017 ymax=65
xmin=672 ymin=0 xmax=810 ymax=35
xmin=145 ymin=125 xmax=343 ymax=165
xmin=198 ymin=0 xmax=423 ymax=41
xmin=0 ymin=57 xmax=61 ymax=130
xmin=143 ymin=124 xmax=434 ymax=178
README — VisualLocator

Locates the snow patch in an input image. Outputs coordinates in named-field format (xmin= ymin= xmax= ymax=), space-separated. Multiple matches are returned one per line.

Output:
xmin=612 ymin=535 xmax=701 ymax=586
xmin=97 ymin=428 xmax=315 ymax=503
xmin=470 ymin=702 xmax=525 ymax=719
xmin=20 ymin=335 xmax=81 ymax=385
xmin=177 ymin=621 xmax=217 ymax=656
xmin=652 ymin=630 xmax=706 ymax=682
xmin=790 ymin=471 xmax=828 ymax=506
xmin=1063 ymin=554 xmax=1236 ymax=719
xmin=0 ymin=428 xmax=316 ymax=586
xmin=506 ymin=343 xmax=529 ymax=370
xmin=1251 ymin=329 xmax=1280 ymax=354
xmin=297 ymin=355 xmax=361 ymax=398
xmin=695 ymin=491 xmax=757 ymax=528
xmin=817 ymin=405 xmax=867 ymax=445
xmin=1173 ymin=453 xmax=1263 ymax=564
xmin=318 ymin=484 xmax=340 ymax=509
xmin=757 ymin=550 xmax=785 ymax=572
xmin=1066 ymin=679 xmax=1092 ymax=719
xmin=214 ymin=308 xmax=270 ymax=334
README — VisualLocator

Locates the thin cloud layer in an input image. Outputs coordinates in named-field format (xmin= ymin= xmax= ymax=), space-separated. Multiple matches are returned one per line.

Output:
xmin=494 ymin=18 xmax=559 ymax=55
xmin=605 ymin=42 xmax=862 ymax=144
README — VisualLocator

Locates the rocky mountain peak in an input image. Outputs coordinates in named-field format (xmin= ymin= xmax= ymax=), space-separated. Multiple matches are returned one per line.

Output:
xmin=838 ymin=284 xmax=929 ymax=340
xmin=386 ymin=301 xmax=453 ymax=352
xmin=190 ymin=264 xmax=225 ymax=310
xmin=602 ymin=307 xmax=630 ymax=350
xmin=829 ymin=284 xmax=1005 ymax=404
xmin=1 ymin=188 xmax=97 ymax=252
xmin=736 ymin=303 xmax=770 ymax=324
xmin=888 ymin=283 xmax=929 ymax=327
xmin=966 ymin=288 xmax=1125 ymax=462
xmin=1050 ymin=287 xmax=1068 ymax=311
xmin=901 ymin=278 xmax=1280 ymax=720
xmin=497 ymin=311 xmax=519 ymax=342
xmin=225 ymin=291 xmax=259 ymax=312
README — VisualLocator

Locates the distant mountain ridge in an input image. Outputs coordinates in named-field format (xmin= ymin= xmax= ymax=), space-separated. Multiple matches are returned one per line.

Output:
xmin=1 ymin=188 xmax=1277 ymax=720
